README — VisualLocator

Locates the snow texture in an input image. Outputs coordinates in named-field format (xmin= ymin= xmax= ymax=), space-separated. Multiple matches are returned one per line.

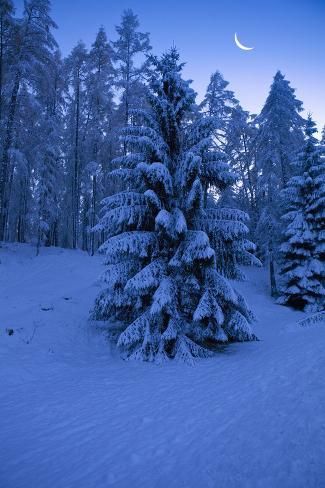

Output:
xmin=1 ymin=243 xmax=325 ymax=488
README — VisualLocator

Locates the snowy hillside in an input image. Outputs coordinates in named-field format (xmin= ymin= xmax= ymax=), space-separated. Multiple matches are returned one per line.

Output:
xmin=1 ymin=243 xmax=325 ymax=488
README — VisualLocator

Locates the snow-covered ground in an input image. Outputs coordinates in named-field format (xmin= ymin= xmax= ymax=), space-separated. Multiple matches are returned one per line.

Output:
xmin=1 ymin=243 xmax=324 ymax=488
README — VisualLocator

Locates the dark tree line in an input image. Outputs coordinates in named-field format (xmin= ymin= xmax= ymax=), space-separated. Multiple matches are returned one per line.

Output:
xmin=0 ymin=1 xmax=151 ymax=251
xmin=0 ymin=0 xmax=324 ymax=310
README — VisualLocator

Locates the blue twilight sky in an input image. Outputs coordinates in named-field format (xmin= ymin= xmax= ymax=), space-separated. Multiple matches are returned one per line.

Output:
xmin=18 ymin=0 xmax=325 ymax=131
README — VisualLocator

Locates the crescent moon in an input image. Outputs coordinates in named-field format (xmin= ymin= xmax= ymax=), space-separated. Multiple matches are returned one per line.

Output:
xmin=234 ymin=33 xmax=254 ymax=51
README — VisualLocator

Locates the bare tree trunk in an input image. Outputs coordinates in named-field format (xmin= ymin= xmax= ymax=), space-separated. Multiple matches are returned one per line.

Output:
xmin=125 ymin=44 xmax=130 ymax=126
xmin=52 ymin=220 xmax=58 ymax=247
xmin=90 ymin=174 xmax=97 ymax=256
xmin=16 ymin=176 xmax=28 ymax=243
xmin=122 ymin=44 xmax=131 ymax=156
xmin=36 ymin=226 xmax=41 ymax=256
xmin=0 ymin=72 xmax=20 ymax=240
xmin=36 ymin=180 xmax=45 ymax=255
xmin=81 ymin=194 xmax=90 ymax=252
xmin=238 ymin=158 xmax=250 ymax=206
xmin=269 ymin=243 xmax=277 ymax=297
xmin=0 ymin=15 xmax=4 ymax=123
xmin=72 ymin=73 xmax=80 ymax=249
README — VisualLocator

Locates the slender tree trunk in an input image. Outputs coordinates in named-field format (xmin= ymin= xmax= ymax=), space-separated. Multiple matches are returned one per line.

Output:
xmin=72 ymin=74 xmax=80 ymax=249
xmin=90 ymin=174 xmax=97 ymax=256
xmin=17 ymin=176 xmax=28 ymax=243
xmin=0 ymin=72 xmax=20 ymax=240
xmin=0 ymin=16 xmax=4 ymax=124
xmin=269 ymin=242 xmax=277 ymax=297
xmin=125 ymin=44 xmax=130 ymax=126
xmin=36 ymin=181 xmax=45 ymax=255
xmin=242 ymin=135 xmax=256 ymax=210
xmin=81 ymin=196 xmax=89 ymax=252
xmin=52 ymin=220 xmax=58 ymax=247
xmin=238 ymin=158 xmax=250 ymax=206
xmin=36 ymin=226 xmax=41 ymax=256
xmin=122 ymin=44 xmax=131 ymax=156
xmin=4 ymin=160 xmax=15 ymax=240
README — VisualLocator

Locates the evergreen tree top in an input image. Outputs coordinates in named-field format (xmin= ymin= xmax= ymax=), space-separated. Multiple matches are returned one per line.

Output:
xmin=114 ymin=9 xmax=151 ymax=57
xmin=200 ymin=70 xmax=238 ymax=119
xmin=298 ymin=115 xmax=324 ymax=175
xmin=149 ymin=48 xmax=196 ymax=111
xmin=259 ymin=70 xmax=304 ymax=123
xmin=305 ymin=114 xmax=317 ymax=139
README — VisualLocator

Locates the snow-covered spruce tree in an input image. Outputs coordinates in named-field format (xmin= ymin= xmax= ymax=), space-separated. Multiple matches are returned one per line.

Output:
xmin=255 ymin=71 xmax=305 ymax=295
xmin=207 ymin=197 xmax=261 ymax=281
xmin=200 ymin=71 xmax=238 ymax=144
xmin=92 ymin=49 xmax=257 ymax=363
xmin=277 ymin=116 xmax=325 ymax=312
xmin=199 ymin=74 xmax=260 ymax=280
xmin=256 ymin=71 xmax=305 ymax=187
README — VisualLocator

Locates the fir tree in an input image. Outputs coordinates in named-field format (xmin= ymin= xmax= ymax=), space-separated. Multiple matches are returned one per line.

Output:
xmin=200 ymin=72 xmax=260 ymax=279
xmin=225 ymin=107 xmax=258 ymax=216
xmin=200 ymin=70 xmax=238 ymax=150
xmin=0 ymin=0 xmax=14 ymax=125
xmin=35 ymin=50 xmax=64 ymax=253
xmin=255 ymin=71 xmax=305 ymax=295
xmin=200 ymin=71 xmax=238 ymax=125
xmin=277 ymin=116 xmax=325 ymax=312
xmin=92 ymin=49 xmax=257 ymax=363
xmin=113 ymin=9 xmax=151 ymax=126
xmin=83 ymin=27 xmax=115 ymax=254
xmin=64 ymin=41 xmax=88 ymax=249
xmin=0 ymin=0 xmax=57 ymax=241
xmin=256 ymin=71 xmax=305 ymax=187
xmin=35 ymin=115 xmax=61 ymax=253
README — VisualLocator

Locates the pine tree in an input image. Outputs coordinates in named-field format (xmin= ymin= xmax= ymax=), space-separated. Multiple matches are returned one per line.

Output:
xmin=255 ymin=71 xmax=306 ymax=295
xmin=0 ymin=0 xmax=14 ymax=125
xmin=82 ymin=27 xmax=115 ymax=254
xmin=200 ymin=70 xmax=238 ymax=123
xmin=92 ymin=49 xmax=257 ymax=363
xmin=35 ymin=49 xmax=64 ymax=253
xmin=113 ymin=9 xmax=151 ymax=126
xmin=256 ymin=71 xmax=305 ymax=187
xmin=0 ymin=0 xmax=57 ymax=241
xmin=225 ymin=107 xmax=258 ymax=216
xmin=35 ymin=116 xmax=61 ymax=253
xmin=200 ymin=70 xmax=238 ymax=149
xmin=277 ymin=116 xmax=325 ymax=312
xmin=200 ymin=72 xmax=259 ymax=278
xmin=64 ymin=41 xmax=88 ymax=249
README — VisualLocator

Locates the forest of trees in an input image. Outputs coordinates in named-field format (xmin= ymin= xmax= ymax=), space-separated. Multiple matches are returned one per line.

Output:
xmin=0 ymin=0 xmax=324 ymax=336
